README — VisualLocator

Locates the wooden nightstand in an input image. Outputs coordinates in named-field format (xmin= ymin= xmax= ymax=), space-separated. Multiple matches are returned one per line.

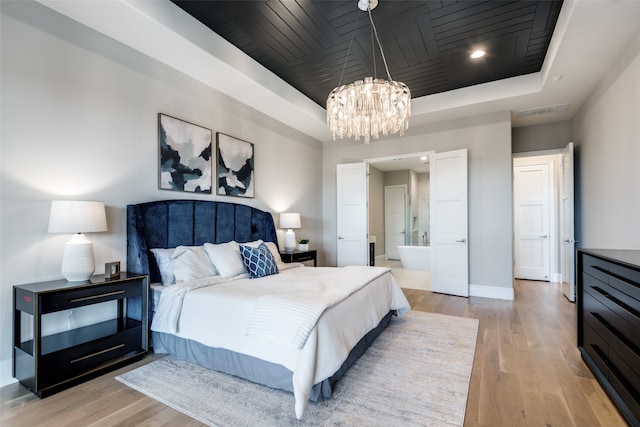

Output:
xmin=280 ymin=249 xmax=317 ymax=267
xmin=13 ymin=273 xmax=148 ymax=397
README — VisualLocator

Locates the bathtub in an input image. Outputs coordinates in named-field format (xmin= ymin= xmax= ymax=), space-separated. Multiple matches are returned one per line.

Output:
xmin=396 ymin=245 xmax=431 ymax=271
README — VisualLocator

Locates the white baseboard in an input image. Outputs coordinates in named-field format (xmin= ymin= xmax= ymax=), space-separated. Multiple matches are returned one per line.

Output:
xmin=551 ymin=272 xmax=562 ymax=283
xmin=0 ymin=358 xmax=17 ymax=388
xmin=470 ymin=284 xmax=514 ymax=300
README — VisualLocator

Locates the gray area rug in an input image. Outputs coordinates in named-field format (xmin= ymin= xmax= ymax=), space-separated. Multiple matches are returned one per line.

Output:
xmin=116 ymin=311 xmax=479 ymax=426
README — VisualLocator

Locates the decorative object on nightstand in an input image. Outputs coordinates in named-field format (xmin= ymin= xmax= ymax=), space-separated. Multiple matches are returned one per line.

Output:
xmin=297 ymin=239 xmax=309 ymax=251
xmin=105 ymin=261 xmax=121 ymax=279
xmin=48 ymin=200 xmax=107 ymax=282
xmin=279 ymin=212 xmax=301 ymax=253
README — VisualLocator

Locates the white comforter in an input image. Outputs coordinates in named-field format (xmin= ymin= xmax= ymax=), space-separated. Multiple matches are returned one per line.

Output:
xmin=151 ymin=265 xmax=410 ymax=418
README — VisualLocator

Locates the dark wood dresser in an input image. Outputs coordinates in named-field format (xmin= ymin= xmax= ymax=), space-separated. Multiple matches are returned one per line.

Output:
xmin=577 ymin=249 xmax=640 ymax=426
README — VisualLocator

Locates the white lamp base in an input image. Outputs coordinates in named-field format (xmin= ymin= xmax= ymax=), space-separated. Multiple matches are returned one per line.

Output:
xmin=61 ymin=233 xmax=96 ymax=282
xmin=284 ymin=229 xmax=297 ymax=253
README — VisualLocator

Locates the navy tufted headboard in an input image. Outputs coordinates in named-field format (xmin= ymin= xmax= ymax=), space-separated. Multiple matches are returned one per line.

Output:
xmin=126 ymin=199 xmax=278 ymax=284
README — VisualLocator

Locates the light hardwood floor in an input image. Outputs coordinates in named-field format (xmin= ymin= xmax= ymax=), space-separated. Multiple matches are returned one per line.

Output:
xmin=1 ymin=280 xmax=627 ymax=426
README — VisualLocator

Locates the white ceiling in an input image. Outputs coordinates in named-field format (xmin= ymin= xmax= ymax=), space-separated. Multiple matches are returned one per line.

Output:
xmin=38 ymin=0 xmax=640 ymax=143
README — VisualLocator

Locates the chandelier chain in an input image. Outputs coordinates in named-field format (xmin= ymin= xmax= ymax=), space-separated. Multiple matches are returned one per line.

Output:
xmin=338 ymin=9 xmax=362 ymax=88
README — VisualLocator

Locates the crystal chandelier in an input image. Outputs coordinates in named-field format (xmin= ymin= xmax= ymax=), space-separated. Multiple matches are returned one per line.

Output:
xmin=326 ymin=0 xmax=411 ymax=144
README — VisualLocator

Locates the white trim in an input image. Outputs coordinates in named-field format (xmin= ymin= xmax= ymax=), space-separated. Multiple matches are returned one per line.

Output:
xmin=0 ymin=358 xmax=17 ymax=388
xmin=470 ymin=284 xmax=515 ymax=300
xmin=512 ymin=148 xmax=563 ymax=158
xmin=364 ymin=151 xmax=435 ymax=165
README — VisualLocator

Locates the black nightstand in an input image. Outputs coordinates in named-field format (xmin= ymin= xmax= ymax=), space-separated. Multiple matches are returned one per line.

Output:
xmin=280 ymin=249 xmax=317 ymax=266
xmin=13 ymin=273 xmax=149 ymax=397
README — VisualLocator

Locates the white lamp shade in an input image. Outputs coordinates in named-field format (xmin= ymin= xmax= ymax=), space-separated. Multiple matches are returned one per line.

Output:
xmin=48 ymin=201 xmax=107 ymax=282
xmin=48 ymin=201 xmax=107 ymax=233
xmin=279 ymin=212 xmax=301 ymax=229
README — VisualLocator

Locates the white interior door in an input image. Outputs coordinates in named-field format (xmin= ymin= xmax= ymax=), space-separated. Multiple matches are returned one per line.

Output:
xmin=430 ymin=149 xmax=468 ymax=297
xmin=561 ymin=142 xmax=576 ymax=301
xmin=514 ymin=163 xmax=551 ymax=281
xmin=385 ymin=185 xmax=406 ymax=260
xmin=337 ymin=163 xmax=368 ymax=267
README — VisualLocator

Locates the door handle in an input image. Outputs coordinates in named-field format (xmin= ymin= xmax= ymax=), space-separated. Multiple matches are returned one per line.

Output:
xmin=456 ymin=238 xmax=466 ymax=243
xmin=338 ymin=236 xmax=345 ymax=240
xmin=540 ymin=235 xmax=548 ymax=239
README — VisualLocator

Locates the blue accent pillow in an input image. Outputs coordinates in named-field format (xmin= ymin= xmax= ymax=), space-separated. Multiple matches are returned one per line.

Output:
xmin=239 ymin=242 xmax=279 ymax=279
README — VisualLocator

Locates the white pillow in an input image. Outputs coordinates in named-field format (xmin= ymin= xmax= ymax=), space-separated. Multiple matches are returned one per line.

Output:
xmin=171 ymin=245 xmax=219 ymax=283
xmin=204 ymin=241 xmax=247 ymax=278
xmin=263 ymin=241 xmax=283 ymax=265
xmin=150 ymin=248 xmax=176 ymax=285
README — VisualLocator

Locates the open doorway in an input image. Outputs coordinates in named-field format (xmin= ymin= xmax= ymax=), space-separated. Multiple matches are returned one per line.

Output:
xmin=512 ymin=143 xmax=575 ymax=301
xmin=365 ymin=152 xmax=432 ymax=291
xmin=337 ymin=149 xmax=468 ymax=296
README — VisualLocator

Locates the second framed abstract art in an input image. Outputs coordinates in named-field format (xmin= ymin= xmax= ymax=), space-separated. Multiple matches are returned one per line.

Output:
xmin=216 ymin=133 xmax=255 ymax=198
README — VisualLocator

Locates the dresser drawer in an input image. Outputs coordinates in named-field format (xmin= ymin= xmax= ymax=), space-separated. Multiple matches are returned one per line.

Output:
xmin=40 ymin=327 xmax=143 ymax=388
xmin=608 ymin=273 xmax=640 ymax=303
xmin=585 ymin=276 xmax=640 ymax=345
xmin=578 ymin=250 xmax=640 ymax=427
xmin=582 ymin=254 xmax=611 ymax=284
xmin=41 ymin=282 xmax=141 ymax=313
xmin=609 ymin=350 xmax=640 ymax=424
xmin=583 ymin=317 xmax=610 ymax=379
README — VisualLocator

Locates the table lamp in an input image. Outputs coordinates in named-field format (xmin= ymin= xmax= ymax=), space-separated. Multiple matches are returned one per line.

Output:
xmin=279 ymin=212 xmax=301 ymax=253
xmin=48 ymin=200 xmax=108 ymax=282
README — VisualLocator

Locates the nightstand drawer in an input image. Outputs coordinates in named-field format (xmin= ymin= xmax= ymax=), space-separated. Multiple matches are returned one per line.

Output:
xmin=40 ymin=326 xmax=143 ymax=388
xmin=294 ymin=253 xmax=314 ymax=262
xmin=280 ymin=250 xmax=317 ymax=266
xmin=41 ymin=282 xmax=141 ymax=313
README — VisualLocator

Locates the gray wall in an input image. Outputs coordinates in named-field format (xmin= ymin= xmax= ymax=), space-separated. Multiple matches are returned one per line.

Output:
xmin=384 ymin=170 xmax=410 ymax=187
xmin=0 ymin=1 xmax=323 ymax=385
xmin=323 ymin=111 xmax=514 ymax=298
xmin=512 ymin=121 xmax=572 ymax=153
xmin=571 ymin=31 xmax=640 ymax=249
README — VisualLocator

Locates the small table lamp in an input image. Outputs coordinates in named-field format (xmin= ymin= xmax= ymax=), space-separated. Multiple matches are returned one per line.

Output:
xmin=48 ymin=201 xmax=108 ymax=282
xmin=279 ymin=212 xmax=301 ymax=253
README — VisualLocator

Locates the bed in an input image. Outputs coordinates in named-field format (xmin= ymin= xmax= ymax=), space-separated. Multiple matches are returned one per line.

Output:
xmin=126 ymin=199 xmax=410 ymax=418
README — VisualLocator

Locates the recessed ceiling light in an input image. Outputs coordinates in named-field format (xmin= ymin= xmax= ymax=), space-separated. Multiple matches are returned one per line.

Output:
xmin=470 ymin=50 xmax=486 ymax=59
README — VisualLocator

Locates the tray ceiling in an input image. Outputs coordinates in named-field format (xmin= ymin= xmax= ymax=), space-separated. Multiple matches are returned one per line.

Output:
xmin=172 ymin=0 xmax=563 ymax=107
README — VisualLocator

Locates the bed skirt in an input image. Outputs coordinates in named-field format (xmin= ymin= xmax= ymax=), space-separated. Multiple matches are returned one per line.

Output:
xmin=151 ymin=310 xmax=395 ymax=401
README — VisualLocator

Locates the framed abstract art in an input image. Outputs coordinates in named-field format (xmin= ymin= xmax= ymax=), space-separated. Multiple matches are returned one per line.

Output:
xmin=158 ymin=113 xmax=212 ymax=193
xmin=216 ymin=132 xmax=255 ymax=198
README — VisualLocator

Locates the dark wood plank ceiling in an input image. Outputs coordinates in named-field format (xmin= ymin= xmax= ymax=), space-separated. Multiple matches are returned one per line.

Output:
xmin=172 ymin=0 xmax=563 ymax=108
